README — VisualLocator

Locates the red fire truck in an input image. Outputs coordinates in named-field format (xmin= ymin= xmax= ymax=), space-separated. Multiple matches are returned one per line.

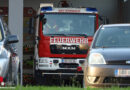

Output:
xmin=34 ymin=4 xmax=99 ymax=84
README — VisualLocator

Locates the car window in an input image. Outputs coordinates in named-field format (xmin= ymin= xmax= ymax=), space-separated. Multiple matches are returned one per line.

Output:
xmin=1 ymin=18 xmax=10 ymax=36
xmin=0 ymin=22 xmax=3 ymax=41
xmin=94 ymin=26 xmax=130 ymax=48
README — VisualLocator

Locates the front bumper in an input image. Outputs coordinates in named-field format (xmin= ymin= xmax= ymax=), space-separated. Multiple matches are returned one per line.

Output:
xmin=37 ymin=58 xmax=85 ymax=70
xmin=85 ymin=65 xmax=130 ymax=87
xmin=38 ymin=69 xmax=83 ymax=76
xmin=35 ymin=69 xmax=83 ymax=80
xmin=0 ymin=58 xmax=9 ymax=78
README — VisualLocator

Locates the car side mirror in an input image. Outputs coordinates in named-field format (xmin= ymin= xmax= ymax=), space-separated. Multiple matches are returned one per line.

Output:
xmin=7 ymin=35 xmax=19 ymax=44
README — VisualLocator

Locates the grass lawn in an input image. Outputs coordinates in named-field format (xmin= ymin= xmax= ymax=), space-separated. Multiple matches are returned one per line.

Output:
xmin=0 ymin=86 xmax=130 ymax=90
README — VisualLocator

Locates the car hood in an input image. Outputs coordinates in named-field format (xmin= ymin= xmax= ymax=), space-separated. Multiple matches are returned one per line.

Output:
xmin=90 ymin=48 xmax=130 ymax=61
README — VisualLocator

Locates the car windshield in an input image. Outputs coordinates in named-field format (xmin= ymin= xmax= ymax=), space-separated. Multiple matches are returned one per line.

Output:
xmin=94 ymin=26 xmax=130 ymax=48
xmin=42 ymin=13 xmax=96 ymax=36
xmin=0 ymin=21 xmax=3 ymax=41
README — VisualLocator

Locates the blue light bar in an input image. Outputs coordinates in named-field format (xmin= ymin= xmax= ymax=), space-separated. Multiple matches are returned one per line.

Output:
xmin=41 ymin=6 xmax=52 ymax=11
xmin=86 ymin=8 xmax=97 ymax=12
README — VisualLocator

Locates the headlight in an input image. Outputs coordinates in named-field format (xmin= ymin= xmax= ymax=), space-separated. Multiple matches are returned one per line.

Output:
xmin=79 ymin=44 xmax=89 ymax=50
xmin=39 ymin=58 xmax=48 ymax=63
xmin=88 ymin=53 xmax=106 ymax=64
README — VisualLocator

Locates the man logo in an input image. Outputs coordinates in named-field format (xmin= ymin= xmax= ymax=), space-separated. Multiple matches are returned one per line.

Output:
xmin=62 ymin=46 xmax=76 ymax=50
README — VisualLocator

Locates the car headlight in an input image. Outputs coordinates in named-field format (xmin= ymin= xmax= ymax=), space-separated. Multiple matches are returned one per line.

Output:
xmin=88 ymin=53 xmax=106 ymax=64
xmin=39 ymin=58 xmax=48 ymax=63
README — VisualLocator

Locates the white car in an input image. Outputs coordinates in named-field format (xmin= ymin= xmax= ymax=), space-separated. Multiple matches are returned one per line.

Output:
xmin=0 ymin=16 xmax=20 ymax=86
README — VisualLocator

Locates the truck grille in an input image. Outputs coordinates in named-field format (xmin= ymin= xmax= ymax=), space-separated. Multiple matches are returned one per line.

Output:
xmin=50 ymin=45 xmax=87 ymax=54
xmin=59 ymin=63 xmax=79 ymax=68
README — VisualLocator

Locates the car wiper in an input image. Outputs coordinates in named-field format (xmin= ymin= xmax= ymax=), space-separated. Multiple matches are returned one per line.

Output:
xmin=45 ymin=34 xmax=88 ymax=37
xmin=94 ymin=46 xmax=109 ymax=48
xmin=45 ymin=34 xmax=67 ymax=36
xmin=67 ymin=34 xmax=88 ymax=37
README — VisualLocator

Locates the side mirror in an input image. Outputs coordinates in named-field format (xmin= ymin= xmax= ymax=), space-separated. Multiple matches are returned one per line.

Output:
xmin=7 ymin=35 xmax=19 ymax=44
xmin=39 ymin=15 xmax=46 ymax=25
xmin=99 ymin=15 xmax=109 ymax=24
xmin=42 ymin=18 xmax=47 ymax=25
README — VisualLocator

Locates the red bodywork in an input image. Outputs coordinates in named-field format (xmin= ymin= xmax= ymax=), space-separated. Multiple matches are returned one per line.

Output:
xmin=38 ymin=14 xmax=98 ymax=58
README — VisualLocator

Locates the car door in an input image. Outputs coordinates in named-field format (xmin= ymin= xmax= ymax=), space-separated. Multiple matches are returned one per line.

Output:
xmin=0 ymin=17 xmax=11 ymax=78
xmin=1 ymin=17 xmax=19 ymax=81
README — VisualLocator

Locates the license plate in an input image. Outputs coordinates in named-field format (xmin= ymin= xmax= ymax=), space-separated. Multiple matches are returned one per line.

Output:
xmin=115 ymin=69 xmax=130 ymax=77
xmin=62 ymin=59 xmax=76 ymax=63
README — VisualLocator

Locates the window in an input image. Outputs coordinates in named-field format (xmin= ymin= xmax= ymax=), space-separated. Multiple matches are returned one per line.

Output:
xmin=0 ymin=21 xmax=3 ymax=41
xmin=94 ymin=26 xmax=130 ymax=48
xmin=42 ymin=13 xmax=96 ymax=36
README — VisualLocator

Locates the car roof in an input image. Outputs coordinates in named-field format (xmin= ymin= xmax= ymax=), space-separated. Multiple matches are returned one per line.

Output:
xmin=102 ymin=24 xmax=130 ymax=28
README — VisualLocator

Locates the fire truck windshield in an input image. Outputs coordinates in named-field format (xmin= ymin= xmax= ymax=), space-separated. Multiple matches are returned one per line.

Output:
xmin=42 ymin=13 xmax=96 ymax=36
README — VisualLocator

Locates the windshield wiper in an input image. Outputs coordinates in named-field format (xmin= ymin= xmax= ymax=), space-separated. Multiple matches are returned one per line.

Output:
xmin=45 ymin=34 xmax=88 ymax=37
xmin=45 ymin=34 xmax=67 ymax=36
xmin=94 ymin=46 xmax=109 ymax=48
xmin=67 ymin=34 xmax=88 ymax=37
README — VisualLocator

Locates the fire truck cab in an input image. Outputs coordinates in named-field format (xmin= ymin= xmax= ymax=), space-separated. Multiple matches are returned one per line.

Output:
xmin=34 ymin=4 xmax=99 ymax=84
